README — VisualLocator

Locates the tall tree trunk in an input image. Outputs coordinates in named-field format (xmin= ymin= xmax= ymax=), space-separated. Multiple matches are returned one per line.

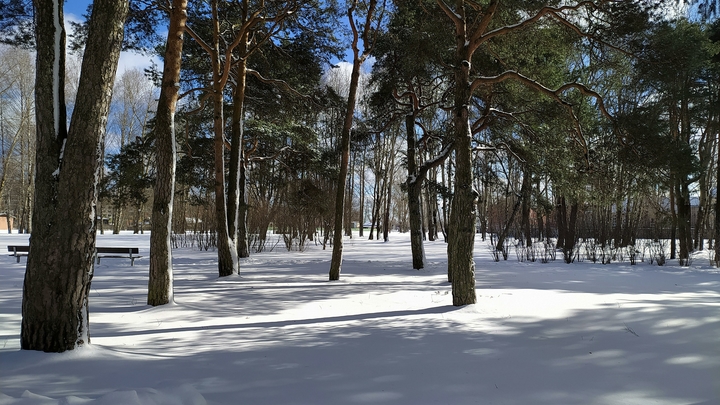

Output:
xmin=368 ymin=164 xmax=380 ymax=240
xmin=520 ymin=168 xmax=532 ymax=247
xmin=330 ymin=0 xmax=377 ymax=280
xmin=227 ymin=37 xmax=246 ymax=253
xmin=229 ymin=40 xmax=250 ymax=259
xmin=328 ymin=58 xmax=361 ymax=280
xmin=677 ymin=181 xmax=692 ymax=264
xmin=237 ymin=159 xmax=250 ymax=257
xmin=406 ymin=114 xmax=424 ymax=268
xmin=211 ymin=0 xmax=238 ymax=277
xmin=426 ymin=177 xmax=437 ymax=241
xmin=446 ymin=2 xmax=477 ymax=305
xmin=670 ymin=183 xmax=677 ymax=259
xmin=715 ymin=131 xmax=720 ymax=266
xmin=148 ymin=0 xmax=187 ymax=306
xmin=345 ymin=150 xmax=354 ymax=237
xmin=358 ymin=149 xmax=366 ymax=237
xmin=22 ymin=0 xmax=128 ymax=352
xmin=383 ymin=148 xmax=395 ymax=242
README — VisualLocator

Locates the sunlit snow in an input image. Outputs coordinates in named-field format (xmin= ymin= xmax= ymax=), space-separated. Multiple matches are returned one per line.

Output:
xmin=0 ymin=231 xmax=718 ymax=404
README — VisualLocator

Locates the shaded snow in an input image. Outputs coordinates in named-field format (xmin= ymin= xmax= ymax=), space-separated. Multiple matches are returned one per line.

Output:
xmin=0 ymin=231 xmax=718 ymax=404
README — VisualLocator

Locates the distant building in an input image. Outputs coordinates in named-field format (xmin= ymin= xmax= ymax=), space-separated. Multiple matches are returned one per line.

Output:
xmin=0 ymin=214 xmax=14 ymax=231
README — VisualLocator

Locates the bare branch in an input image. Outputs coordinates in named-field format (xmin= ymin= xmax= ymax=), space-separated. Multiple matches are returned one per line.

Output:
xmin=246 ymin=68 xmax=321 ymax=106
xmin=468 ymin=0 xmax=499 ymax=48
xmin=184 ymin=24 xmax=213 ymax=55
xmin=435 ymin=0 xmax=463 ymax=27
xmin=476 ymin=1 xmax=612 ymax=52
xmin=469 ymin=70 xmax=613 ymax=155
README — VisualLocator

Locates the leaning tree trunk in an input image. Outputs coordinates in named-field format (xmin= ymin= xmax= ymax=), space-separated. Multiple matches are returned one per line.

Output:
xmin=148 ymin=0 xmax=187 ymax=306
xmin=329 ymin=56 xmax=362 ymax=280
xmin=22 ymin=0 xmax=128 ymax=352
xmin=330 ymin=0 xmax=378 ymax=280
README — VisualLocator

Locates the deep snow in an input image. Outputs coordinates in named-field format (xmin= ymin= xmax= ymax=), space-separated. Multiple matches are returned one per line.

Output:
xmin=0 ymin=231 xmax=718 ymax=404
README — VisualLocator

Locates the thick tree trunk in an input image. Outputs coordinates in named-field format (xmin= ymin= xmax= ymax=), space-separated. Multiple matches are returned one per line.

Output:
xmin=22 ymin=0 xmax=128 ymax=352
xmin=148 ymin=0 xmax=187 ymax=306
xmin=447 ymin=19 xmax=476 ymax=306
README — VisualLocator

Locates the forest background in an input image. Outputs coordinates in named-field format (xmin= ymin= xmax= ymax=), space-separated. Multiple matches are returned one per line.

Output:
xmin=1 ymin=0 xmax=720 ymax=352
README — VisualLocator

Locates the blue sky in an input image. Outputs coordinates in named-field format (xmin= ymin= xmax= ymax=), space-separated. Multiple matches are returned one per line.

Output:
xmin=64 ymin=0 xmax=90 ymax=20
xmin=64 ymin=0 xmax=160 ymax=76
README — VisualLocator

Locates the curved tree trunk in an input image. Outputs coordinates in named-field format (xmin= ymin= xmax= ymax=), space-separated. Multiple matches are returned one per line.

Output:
xmin=148 ymin=0 xmax=187 ymax=306
xmin=22 ymin=0 xmax=128 ymax=352
xmin=329 ymin=0 xmax=378 ymax=281
xmin=329 ymin=57 xmax=361 ymax=280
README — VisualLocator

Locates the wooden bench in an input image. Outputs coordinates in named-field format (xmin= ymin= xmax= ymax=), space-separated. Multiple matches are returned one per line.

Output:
xmin=8 ymin=245 xmax=28 ymax=263
xmin=8 ymin=246 xmax=142 ymax=266
xmin=95 ymin=247 xmax=142 ymax=266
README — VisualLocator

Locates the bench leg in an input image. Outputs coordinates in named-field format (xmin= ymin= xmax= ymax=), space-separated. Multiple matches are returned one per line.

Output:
xmin=16 ymin=255 xmax=20 ymax=263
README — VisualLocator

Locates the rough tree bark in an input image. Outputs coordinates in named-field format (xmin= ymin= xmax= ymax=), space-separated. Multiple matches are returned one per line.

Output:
xmin=22 ymin=0 xmax=128 ymax=352
xmin=439 ymin=0 xmax=481 ymax=305
xmin=148 ymin=0 xmax=187 ymax=306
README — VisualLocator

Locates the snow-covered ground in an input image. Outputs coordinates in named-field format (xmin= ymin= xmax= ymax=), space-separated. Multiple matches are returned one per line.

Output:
xmin=1 ymin=231 xmax=718 ymax=405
